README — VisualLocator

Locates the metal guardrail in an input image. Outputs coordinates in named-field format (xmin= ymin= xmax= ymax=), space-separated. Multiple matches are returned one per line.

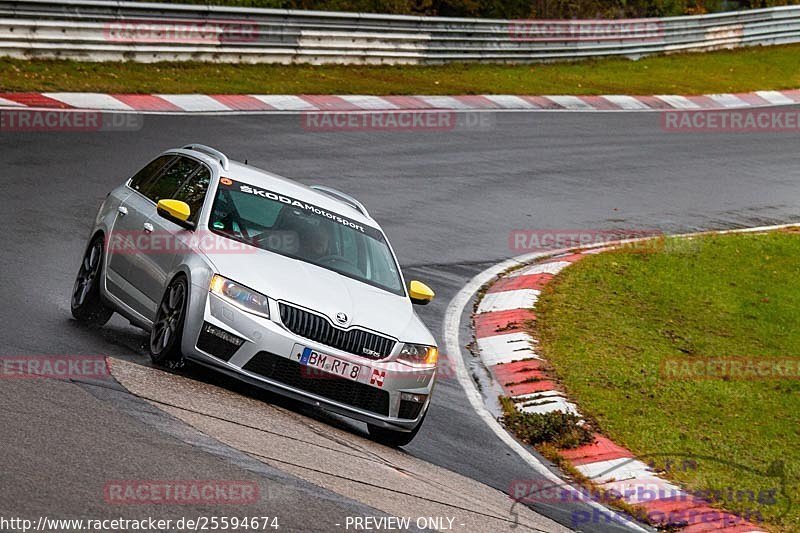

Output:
xmin=1 ymin=0 xmax=800 ymax=64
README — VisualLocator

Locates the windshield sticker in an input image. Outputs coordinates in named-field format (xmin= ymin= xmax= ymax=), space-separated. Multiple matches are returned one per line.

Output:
xmin=219 ymin=178 xmax=382 ymax=239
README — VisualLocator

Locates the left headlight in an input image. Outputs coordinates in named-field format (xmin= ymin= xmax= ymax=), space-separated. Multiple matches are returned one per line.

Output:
xmin=209 ymin=274 xmax=270 ymax=319
xmin=398 ymin=343 xmax=438 ymax=368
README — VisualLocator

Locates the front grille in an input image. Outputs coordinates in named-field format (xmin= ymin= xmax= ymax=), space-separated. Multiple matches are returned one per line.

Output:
xmin=278 ymin=303 xmax=395 ymax=360
xmin=398 ymin=400 xmax=424 ymax=420
xmin=196 ymin=322 xmax=244 ymax=362
xmin=243 ymin=352 xmax=390 ymax=416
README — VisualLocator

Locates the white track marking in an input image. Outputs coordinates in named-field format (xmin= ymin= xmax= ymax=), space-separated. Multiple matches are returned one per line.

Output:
xmin=511 ymin=390 xmax=566 ymax=402
xmin=477 ymin=289 xmax=540 ymax=313
xmin=575 ymin=458 xmax=653 ymax=483
xmin=517 ymin=396 xmax=580 ymax=416
xmin=483 ymin=95 xmax=539 ymax=109
xmin=755 ymin=90 xmax=795 ymax=105
xmin=251 ymin=95 xmax=317 ymax=110
xmin=338 ymin=95 xmax=398 ymax=110
xmin=708 ymin=93 xmax=749 ymax=108
xmin=43 ymin=93 xmax=134 ymax=111
xmin=508 ymin=261 xmax=571 ymax=277
xmin=602 ymin=95 xmax=650 ymax=110
xmin=477 ymin=333 xmax=538 ymax=366
xmin=419 ymin=95 xmax=473 ymax=109
xmin=756 ymin=91 xmax=796 ymax=105
xmin=157 ymin=94 xmax=231 ymax=112
xmin=545 ymin=96 xmax=595 ymax=110
xmin=654 ymin=94 xmax=701 ymax=109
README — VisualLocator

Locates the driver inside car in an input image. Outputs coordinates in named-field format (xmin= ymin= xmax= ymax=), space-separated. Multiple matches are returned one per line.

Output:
xmin=303 ymin=225 xmax=331 ymax=261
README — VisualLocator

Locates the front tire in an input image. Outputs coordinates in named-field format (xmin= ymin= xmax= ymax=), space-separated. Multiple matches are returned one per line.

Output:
xmin=71 ymin=236 xmax=113 ymax=326
xmin=368 ymin=409 xmax=427 ymax=447
xmin=150 ymin=276 xmax=188 ymax=368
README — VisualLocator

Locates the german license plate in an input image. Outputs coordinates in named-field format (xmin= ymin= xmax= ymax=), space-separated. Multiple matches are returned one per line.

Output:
xmin=296 ymin=346 xmax=367 ymax=382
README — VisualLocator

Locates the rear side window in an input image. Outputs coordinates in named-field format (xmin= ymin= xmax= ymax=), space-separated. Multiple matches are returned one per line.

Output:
xmin=173 ymin=166 xmax=211 ymax=224
xmin=129 ymin=155 xmax=174 ymax=193
xmin=140 ymin=156 xmax=200 ymax=203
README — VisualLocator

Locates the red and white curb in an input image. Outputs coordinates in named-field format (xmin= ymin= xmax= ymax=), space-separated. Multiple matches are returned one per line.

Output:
xmin=473 ymin=248 xmax=766 ymax=532
xmin=0 ymin=90 xmax=798 ymax=113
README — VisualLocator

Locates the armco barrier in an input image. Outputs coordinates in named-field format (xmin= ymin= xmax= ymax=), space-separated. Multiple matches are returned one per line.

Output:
xmin=1 ymin=0 xmax=800 ymax=64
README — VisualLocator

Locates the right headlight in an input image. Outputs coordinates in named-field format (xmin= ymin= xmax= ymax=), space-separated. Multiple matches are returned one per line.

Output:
xmin=209 ymin=274 xmax=270 ymax=319
xmin=398 ymin=343 xmax=438 ymax=368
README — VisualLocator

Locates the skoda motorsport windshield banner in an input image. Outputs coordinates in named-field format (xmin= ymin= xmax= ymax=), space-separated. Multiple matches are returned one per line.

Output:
xmin=218 ymin=178 xmax=383 ymax=240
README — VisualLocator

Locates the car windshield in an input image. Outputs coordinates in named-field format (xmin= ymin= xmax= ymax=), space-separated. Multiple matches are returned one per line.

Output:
xmin=209 ymin=178 xmax=405 ymax=296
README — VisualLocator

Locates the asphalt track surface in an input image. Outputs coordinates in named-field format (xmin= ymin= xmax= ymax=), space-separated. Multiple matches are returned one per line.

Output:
xmin=2 ymin=109 xmax=799 ymax=532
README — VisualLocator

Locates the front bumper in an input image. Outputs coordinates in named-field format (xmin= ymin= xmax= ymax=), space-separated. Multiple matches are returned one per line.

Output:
xmin=183 ymin=292 xmax=436 ymax=431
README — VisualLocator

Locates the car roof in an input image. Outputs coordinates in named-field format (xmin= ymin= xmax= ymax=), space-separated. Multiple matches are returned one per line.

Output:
xmin=168 ymin=148 xmax=377 ymax=228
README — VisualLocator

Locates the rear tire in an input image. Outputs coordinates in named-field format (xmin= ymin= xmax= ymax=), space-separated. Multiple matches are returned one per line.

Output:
xmin=368 ymin=409 xmax=427 ymax=447
xmin=71 ymin=236 xmax=113 ymax=326
xmin=149 ymin=276 xmax=188 ymax=368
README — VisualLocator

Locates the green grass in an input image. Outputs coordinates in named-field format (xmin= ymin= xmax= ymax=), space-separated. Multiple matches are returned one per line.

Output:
xmin=2 ymin=43 xmax=800 ymax=94
xmin=499 ymin=396 xmax=594 ymax=449
xmin=535 ymin=231 xmax=800 ymax=531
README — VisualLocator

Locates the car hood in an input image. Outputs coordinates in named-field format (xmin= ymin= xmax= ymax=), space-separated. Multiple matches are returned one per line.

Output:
xmin=204 ymin=248 xmax=434 ymax=345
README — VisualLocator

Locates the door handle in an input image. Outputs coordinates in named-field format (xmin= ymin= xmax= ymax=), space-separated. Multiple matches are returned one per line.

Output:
xmin=143 ymin=223 xmax=154 ymax=233
xmin=118 ymin=206 xmax=128 ymax=216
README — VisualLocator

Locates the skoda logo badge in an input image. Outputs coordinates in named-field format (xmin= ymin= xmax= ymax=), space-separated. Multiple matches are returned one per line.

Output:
xmin=335 ymin=312 xmax=348 ymax=325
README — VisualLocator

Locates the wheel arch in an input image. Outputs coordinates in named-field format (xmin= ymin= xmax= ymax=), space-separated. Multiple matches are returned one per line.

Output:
xmin=167 ymin=262 xmax=210 ymax=358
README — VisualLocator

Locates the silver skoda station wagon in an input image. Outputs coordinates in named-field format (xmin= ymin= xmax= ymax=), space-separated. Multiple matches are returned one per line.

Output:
xmin=71 ymin=144 xmax=438 ymax=446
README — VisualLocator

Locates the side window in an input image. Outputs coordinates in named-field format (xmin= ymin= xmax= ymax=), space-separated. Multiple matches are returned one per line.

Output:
xmin=129 ymin=155 xmax=174 ymax=193
xmin=140 ymin=156 xmax=200 ymax=203
xmin=173 ymin=166 xmax=211 ymax=224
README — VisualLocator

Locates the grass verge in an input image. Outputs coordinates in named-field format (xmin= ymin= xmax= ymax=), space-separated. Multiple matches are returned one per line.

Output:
xmin=499 ymin=396 xmax=593 ymax=449
xmin=2 ymin=43 xmax=800 ymax=94
xmin=535 ymin=231 xmax=800 ymax=532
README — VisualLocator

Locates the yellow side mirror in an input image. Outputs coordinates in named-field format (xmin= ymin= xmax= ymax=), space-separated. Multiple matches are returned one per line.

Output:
xmin=409 ymin=280 xmax=435 ymax=305
xmin=156 ymin=199 xmax=192 ymax=227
